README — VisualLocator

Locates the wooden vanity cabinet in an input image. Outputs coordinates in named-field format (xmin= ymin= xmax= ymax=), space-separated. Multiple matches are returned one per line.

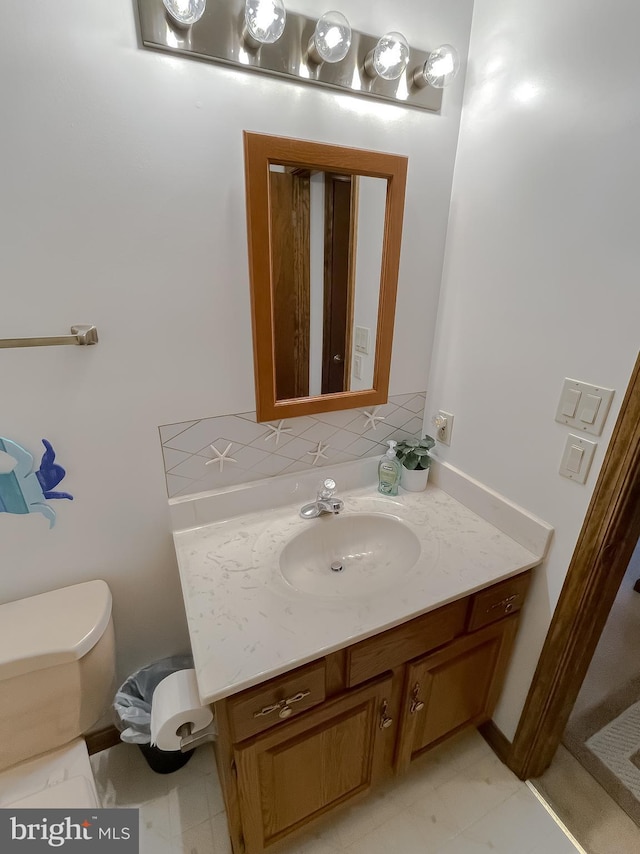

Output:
xmin=394 ymin=615 xmax=519 ymax=772
xmin=214 ymin=570 xmax=531 ymax=854
xmin=234 ymin=675 xmax=393 ymax=852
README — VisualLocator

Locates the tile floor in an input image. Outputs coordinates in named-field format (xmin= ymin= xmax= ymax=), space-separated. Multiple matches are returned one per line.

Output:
xmin=90 ymin=729 xmax=581 ymax=854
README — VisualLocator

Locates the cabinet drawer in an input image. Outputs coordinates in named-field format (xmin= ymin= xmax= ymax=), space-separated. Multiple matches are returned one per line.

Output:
xmin=346 ymin=599 xmax=468 ymax=687
xmin=467 ymin=571 xmax=531 ymax=632
xmin=226 ymin=661 xmax=326 ymax=742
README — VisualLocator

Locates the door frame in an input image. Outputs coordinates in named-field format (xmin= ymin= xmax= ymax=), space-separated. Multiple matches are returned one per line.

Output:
xmin=321 ymin=173 xmax=357 ymax=394
xmin=269 ymin=168 xmax=311 ymax=400
xmin=504 ymin=351 xmax=640 ymax=779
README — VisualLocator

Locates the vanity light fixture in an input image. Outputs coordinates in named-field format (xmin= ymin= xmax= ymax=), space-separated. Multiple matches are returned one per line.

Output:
xmin=307 ymin=11 xmax=352 ymax=65
xmin=162 ymin=0 xmax=206 ymax=28
xmin=243 ymin=0 xmax=286 ymax=48
xmin=364 ymin=32 xmax=410 ymax=81
xmin=413 ymin=44 xmax=460 ymax=89
xmin=138 ymin=0 xmax=459 ymax=112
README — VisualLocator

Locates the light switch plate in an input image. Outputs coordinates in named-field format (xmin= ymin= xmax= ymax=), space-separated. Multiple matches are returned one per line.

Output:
xmin=559 ymin=434 xmax=597 ymax=484
xmin=354 ymin=326 xmax=370 ymax=355
xmin=555 ymin=378 xmax=614 ymax=436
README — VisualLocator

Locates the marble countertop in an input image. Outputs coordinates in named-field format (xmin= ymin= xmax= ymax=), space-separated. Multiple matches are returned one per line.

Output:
xmin=173 ymin=482 xmax=544 ymax=705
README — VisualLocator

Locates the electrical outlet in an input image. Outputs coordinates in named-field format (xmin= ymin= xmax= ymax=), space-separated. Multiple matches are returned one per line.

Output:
xmin=353 ymin=354 xmax=363 ymax=380
xmin=433 ymin=411 xmax=454 ymax=445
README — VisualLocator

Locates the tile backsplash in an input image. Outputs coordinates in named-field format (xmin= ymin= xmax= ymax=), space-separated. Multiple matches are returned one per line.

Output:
xmin=160 ymin=393 xmax=426 ymax=498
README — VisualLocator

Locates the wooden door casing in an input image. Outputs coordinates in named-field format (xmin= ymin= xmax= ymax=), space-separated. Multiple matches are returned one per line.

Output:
xmin=269 ymin=169 xmax=310 ymax=401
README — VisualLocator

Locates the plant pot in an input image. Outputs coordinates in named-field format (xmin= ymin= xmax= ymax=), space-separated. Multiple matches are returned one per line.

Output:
xmin=401 ymin=466 xmax=430 ymax=492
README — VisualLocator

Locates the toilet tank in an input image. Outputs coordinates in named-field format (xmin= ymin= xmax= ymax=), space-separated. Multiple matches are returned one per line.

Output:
xmin=0 ymin=581 xmax=115 ymax=773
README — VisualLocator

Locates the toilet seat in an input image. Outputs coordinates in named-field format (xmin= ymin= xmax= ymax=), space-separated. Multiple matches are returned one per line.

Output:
xmin=0 ymin=738 xmax=99 ymax=809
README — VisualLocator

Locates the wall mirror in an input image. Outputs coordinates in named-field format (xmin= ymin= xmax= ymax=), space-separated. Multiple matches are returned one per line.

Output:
xmin=244 ymin=132 xmax=407 ymax=422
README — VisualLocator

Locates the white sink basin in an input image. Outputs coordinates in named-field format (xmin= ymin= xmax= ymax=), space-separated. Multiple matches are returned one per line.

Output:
xmin=279 ymin=513 xmax=422 ymax=598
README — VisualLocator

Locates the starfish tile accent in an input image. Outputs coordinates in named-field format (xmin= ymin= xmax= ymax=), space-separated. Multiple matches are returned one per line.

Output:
xmin=307 ymin=441 xmax=329 ymax=466
xmin=205 ymin=442 xmax=237 ymax=472
xmin=362 ymin=408 xmax=386 ymax=431
xmin=264 ymin=420 xmax=293 ymax=447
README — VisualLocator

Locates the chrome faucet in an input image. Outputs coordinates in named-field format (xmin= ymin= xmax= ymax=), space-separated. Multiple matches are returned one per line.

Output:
xmin=299 ymin=478 xmax=344 ymax=519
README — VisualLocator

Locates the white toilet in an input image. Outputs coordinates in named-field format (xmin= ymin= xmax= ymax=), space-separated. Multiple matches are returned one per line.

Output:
xmin=0 ymin=580 xmax=116 ymax=808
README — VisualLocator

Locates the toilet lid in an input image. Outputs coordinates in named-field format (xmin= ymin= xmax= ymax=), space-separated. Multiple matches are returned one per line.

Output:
xmin=0 ymin=580 xmax=112 ymax=680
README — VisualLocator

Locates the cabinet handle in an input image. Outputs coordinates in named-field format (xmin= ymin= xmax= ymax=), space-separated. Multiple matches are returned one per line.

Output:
xmin=253 ymin=690 xmax=311 ymax=719
xmin=410 ymin=682 xmax=425 ymax=714
xmin=489 ymin=594 xmax=518 ymax=613
xmin=379 ymin=699 xmax=393 ymax=729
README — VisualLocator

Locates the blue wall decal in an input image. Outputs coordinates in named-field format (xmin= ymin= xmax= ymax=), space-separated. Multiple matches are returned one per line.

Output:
xmin=0 ymin=438 xmax=73 ymax=528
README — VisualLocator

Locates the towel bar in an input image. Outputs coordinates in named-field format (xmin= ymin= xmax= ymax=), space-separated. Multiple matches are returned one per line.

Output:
xmin=0 ymin=324 xmax=98 ymax=349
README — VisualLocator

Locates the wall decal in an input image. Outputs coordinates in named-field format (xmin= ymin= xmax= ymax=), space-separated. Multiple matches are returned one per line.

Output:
xmin=362 ymin=407 xmax=386 ymax=430
xmin=307 ymin=441 xmax=329 ymax=466
xmin=0 ymin=438 xmax=73 ymax=528
xmin=205 ymin=441 xmax=237 ymax=472
xmin=264 ymin=420 xmax=292 ymax=446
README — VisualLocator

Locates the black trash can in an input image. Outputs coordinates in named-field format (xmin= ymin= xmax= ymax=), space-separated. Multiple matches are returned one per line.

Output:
xmin=113 ymin=654 xmax=196 ymax=774
xmin=138 ymin=741 xmax=194 ymax=774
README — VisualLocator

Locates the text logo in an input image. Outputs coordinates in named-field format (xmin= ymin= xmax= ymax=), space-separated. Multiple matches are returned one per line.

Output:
xmin=0 ymin=809 xmax=138 ymax=852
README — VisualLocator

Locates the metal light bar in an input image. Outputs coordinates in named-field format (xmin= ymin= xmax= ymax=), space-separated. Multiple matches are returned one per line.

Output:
xmin=136 ymin=0 xmax=444 ymax=112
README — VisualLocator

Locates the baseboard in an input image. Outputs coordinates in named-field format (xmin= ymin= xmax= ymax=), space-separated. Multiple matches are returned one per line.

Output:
xmin=85 ymin=725 xmax=121 ymax=755
xmin=479 ymin=720 xmax=515 ymax=769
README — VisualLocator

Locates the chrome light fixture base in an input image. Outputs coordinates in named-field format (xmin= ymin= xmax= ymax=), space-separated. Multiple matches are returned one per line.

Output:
xmin=137 ymin=0 xmax=445 ymax=112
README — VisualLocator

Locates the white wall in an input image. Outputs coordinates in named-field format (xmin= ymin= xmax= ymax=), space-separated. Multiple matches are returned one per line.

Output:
xmin=0 ymin=0 xmax=472 ymax=682
xmin=351 ymin=177 xmax=386 ymax=391
xmin=427 ymin=0 xmax=640 ymax=738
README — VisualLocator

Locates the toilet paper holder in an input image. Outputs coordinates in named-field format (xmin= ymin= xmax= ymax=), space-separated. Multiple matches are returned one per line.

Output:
xmin=176 ymin=720 xmax=217 ymax=752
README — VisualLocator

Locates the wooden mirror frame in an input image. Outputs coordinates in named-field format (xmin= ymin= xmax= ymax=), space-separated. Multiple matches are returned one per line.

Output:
xmin=243 ymin=131 xmax=408 ymax=423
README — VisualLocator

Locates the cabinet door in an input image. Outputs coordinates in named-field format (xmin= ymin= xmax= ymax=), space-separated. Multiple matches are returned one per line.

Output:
xmin=235 ymin=674 xmax=394 ymax=852
xmin=396 ymin=617 xmax=519 ymax=772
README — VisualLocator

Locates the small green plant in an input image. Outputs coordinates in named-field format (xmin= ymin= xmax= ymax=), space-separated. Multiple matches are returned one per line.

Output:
xmin=395 ymin=435 xmax=435 ymax=470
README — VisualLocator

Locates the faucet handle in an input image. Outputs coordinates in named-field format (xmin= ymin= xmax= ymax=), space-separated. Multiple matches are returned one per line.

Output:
xmin=318 ymin=478 xmax=336 ymax=499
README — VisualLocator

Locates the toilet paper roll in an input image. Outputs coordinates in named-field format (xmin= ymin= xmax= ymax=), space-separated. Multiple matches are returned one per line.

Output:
xmin=150 ymin=669 xmax=213 ymax=751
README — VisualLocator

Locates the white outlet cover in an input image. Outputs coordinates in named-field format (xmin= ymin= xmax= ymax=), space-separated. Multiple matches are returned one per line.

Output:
xmin=353 ymin=354 xmax=363 ymax=380
xmin=559 ymin=434 xmax=597 ymax=484
xmin=555 ymin=378 xmax=614 ymax=436
xmin=435 ymin=411 xmax=454 ymax=446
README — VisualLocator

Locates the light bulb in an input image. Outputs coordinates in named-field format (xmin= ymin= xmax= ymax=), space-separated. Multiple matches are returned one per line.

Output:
xmin=243 ymin=0 xmax=286 ymax=48
xmin=414 ymin=44 xmax=460 ymax=89
xmin=364 ymin=32 xmax=410 ymax=81
xmin=308 ymin=11 xmax=352 ymax=65
xmin=162 ymin=0 xmax=206 ymax=28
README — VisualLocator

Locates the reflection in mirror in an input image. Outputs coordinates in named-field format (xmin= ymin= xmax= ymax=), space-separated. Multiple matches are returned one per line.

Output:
xmin=269 ymin=165 xmax=385 ymax=401
xmin=244 ymin=132 xmax=407 ymax=422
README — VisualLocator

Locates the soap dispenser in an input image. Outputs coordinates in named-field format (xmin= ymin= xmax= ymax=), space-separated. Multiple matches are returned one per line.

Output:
xmin=378 ymin=440 xmax=402 ymax=496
